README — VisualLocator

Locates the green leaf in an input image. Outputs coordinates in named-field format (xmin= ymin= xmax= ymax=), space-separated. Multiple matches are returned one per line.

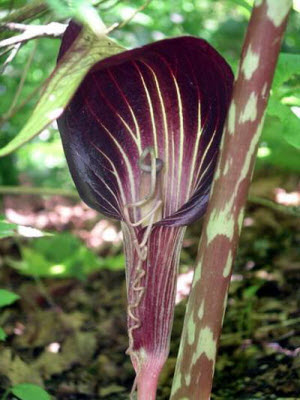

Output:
xmin=268 ymin=97 xmax=300 ymax=148
xmin=272 ymin=53 xmax=300 ymax=90
xmin=0 ymin=327 xmax=7 ymax=341
xmin=9 ymin=233 xmax=100 ymax=279
xmin=258 ymin=114 xmax=300 ymax=172
xmin=0 ymin=27 xmax=124 ymax=158
xmin=0 ymin=289 xmax=20 ymax=307
xmin=0 ymin=217 xmax=17 ymax=238
xmin=11 ymin=383 xmax=51 ymax=400
xmin=8 ymin=233 xmax=125 ymax=279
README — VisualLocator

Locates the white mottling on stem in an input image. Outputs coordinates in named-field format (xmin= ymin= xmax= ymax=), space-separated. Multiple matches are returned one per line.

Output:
xmin=206 ymin=200 xmax=235 ymax=245
xmin=193 ymin=255 xmax=203 ymax=283
xmin=221 ymin=292 xmax=229 ymax=324
xmin=198 ymin=301 xmax=205 ymax=320
xmin=214 ymin=165 xmax=221 ymax=180
xmin=239 ymin=92 xmax=258 ymax=123
xmin=262 ymin=83 xmax=268 ymax=98
xmin=227 ymin=102 xmax=236 ymax=135
xmin=238 ymin=208 xmax=245 ymax=232
xmin=266 ymin=0 xmax=292 ymax=27
xmin=192 ymin=326 xmax=217 ymax=366
xmin=184 ymin=373 xmax=191 ymax=386
xmin=171 ymin=371 xmax=182 ymax=395
xmin=187 ymin=314 xmax=196 ymax=345
xmin=223 ymin=159 xmax=230 ymax=175
xmin=242 ymin=45 xmax=260 ymax=80
xmin=255 ymin=0 xmax=263 ymax=6
xmin=223 ymin=251 xmax=233 ymax=278
xmin=240 ymin=118 xmax=265 ymax=179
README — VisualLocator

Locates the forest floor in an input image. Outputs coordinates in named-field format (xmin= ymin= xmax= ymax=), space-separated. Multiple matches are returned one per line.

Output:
xmin=0 ymin=170 xmax=299 ymax=400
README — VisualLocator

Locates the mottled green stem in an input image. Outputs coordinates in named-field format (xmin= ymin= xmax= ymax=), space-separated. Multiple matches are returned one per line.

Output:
xmin=171 ymin=1 xmax=292 ymax=399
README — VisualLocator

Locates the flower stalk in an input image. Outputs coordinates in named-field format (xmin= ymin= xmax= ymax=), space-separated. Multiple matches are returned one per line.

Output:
xmin=171 ymin=1 xmax=292 ymax=399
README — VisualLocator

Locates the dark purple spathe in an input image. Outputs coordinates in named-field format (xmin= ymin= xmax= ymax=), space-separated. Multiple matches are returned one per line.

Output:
xmin=57 ymin=22 xmax=233 ymax=227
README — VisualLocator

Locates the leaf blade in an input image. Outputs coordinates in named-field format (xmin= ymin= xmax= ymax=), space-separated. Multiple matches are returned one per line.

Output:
xmin=0 ymin=25 xmax=124 ymax=157
xmin=0 ymin=289 xmax=20 ymax=307
xmin=0 ymin=217 xmax=17 ymax=238
xmin=11 ymin=383 xmax=51 ymax=400
xmin=0 ymin=327 xmax=6 ymax=341
xmin=272 ymin=53 xmax=300 ymax=90
xmin=268 ymin=97 xmax=300 ymax=148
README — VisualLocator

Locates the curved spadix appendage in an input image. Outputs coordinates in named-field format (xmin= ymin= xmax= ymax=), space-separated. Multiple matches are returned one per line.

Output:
xmin=57 ymin=21 xmax=233 ymax=399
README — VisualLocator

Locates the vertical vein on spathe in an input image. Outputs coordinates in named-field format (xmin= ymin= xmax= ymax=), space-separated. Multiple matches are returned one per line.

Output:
xmin=170 ymin=128 xmax=176 ymax=216
xmin=186 ymin=100 xmax=202 ymax=201
xmin=172 ymin=74 xmax=184 ymax=211
xmin=92 ymin=144 xmax=127 ymax=213
xmin=140 ymin=61 xmax=169 ymax=216
xmin=92 ymin=75 xmax=140 ymax=151
xmin=76 ymin=149 xmax=121 ymax=216
xmin=107 ymin=70 xmax=142 ymax=152
xmin=133 ymin=61 xmax=158 ymax=156
xmin=84 ymin=100 xmax=137 ymax=206
xmin=194 ymin=127 xmax=217 ymax=194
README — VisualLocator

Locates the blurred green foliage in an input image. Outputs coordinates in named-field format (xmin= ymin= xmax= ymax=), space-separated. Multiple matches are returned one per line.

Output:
xmin=0 ymin=216 xmax=17 ymax=238
xmin=0 ymin=288 xmax=20 ymax=307
xmin=7 ymin=232 xmax=125 ymax=279
xmin=0 ymin=289 xmax=20 ymax=340
xmin=10 ymin=383 xmax=50 ymax=400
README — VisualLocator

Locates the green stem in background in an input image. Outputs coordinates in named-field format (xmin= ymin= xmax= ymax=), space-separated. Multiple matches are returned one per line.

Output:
xmin=249 ymin=195 xmax=300 ymax=217
xmin=171 ymin=1 xmax=292 ymax=399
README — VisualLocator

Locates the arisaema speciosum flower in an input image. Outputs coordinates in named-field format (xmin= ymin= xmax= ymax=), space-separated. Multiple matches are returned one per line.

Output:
xmin=57 ymin=22 xmax=233 ymax=399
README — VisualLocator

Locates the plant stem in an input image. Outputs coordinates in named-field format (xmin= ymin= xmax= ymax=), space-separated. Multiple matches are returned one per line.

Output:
xmin=171 ymin=1 xmax=292 ymax=399
xmin=136 ymin=360 xmax=162 ymax=400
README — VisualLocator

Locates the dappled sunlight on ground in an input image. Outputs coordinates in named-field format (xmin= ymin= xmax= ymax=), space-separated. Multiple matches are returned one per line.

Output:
xmin=274 ymin=187 xmax=300 ymax=206
xmin=176 ymin=269 xmax=194 ymax=304
xmin=3 ymin=195 xmax=123 ymax=250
